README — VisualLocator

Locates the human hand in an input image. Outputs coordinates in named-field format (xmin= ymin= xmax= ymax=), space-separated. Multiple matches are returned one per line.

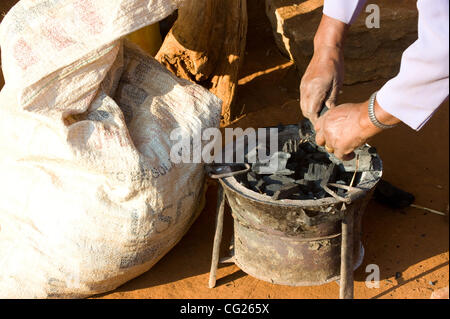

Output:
xmin=315 ymin=98 xmax=401 ymax=160
xmin=314 ymin=101 xmax=380 ymax=161
xmin=299 ymin=15 xmax=348 ymax=124
xmin=300 ymin=46 xmax=344 ymax=124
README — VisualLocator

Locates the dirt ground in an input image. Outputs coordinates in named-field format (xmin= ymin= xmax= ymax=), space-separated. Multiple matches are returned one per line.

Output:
xmin=1 ymin=1 xmax=448 ymax=299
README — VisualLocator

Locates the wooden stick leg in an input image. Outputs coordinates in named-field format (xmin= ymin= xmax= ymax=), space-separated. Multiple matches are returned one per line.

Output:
xmin=209 ymin=185 xmax=226 ymax=288
xmin=340 ymin=208 xmax=354 ymax=299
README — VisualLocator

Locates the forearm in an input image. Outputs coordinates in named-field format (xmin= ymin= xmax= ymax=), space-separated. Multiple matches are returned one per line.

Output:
xmin=360 ymin=99 xmax=401 ymax=139
xmin=315 ymin=0 xmax=368 ymax=49
xmin=313 ymin=14 xmax=349 ymax=51
xmin=317 ymin=0 xmax=368 ymax=49
xmin=377 ymin=0 xmax=449 ymax=130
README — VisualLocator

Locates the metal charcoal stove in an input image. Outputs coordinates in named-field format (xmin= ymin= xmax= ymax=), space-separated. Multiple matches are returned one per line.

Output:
xmin=206 ymin=124 xmax=382 ymax=299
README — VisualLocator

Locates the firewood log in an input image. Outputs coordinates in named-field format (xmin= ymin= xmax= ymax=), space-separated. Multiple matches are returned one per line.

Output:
xmin=156 ymin=0 xmax=248 ymax=126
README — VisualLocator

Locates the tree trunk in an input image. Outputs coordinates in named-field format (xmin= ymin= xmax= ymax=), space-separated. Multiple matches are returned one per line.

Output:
xmin=156 ymin=0 xmax=248 ymax=126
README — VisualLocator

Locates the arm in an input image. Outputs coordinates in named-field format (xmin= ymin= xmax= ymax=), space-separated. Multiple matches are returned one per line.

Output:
xmin=315 ymin=0 xmax=449 ymax=160
xmin=377 ymin=0 xmax=449 ymax=130
xmin=300 ymin=0 xmax=366 ymax=123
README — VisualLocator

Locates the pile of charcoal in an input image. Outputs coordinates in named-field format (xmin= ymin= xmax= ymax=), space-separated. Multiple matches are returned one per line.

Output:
xmin=236 ymin=140 xmax=360 ymax=201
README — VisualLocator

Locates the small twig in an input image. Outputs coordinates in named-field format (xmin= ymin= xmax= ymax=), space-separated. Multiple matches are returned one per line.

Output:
xmin=349 ymin=154 xmax=360 ymax=188
xmin=209 ymin=185 xmax=226 ymax=288
xmin=410 ymin=204 xmax=447 ymax=216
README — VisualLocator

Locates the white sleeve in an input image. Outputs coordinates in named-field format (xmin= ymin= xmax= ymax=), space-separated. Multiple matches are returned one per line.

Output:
xmin=377 ymin=0 xmax=449 ymax=130
xmin=323 ymin=0 xmax=367 ymax=24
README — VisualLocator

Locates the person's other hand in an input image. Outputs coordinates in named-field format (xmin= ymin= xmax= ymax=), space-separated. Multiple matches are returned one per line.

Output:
xmin=299 ymin=15 xmax=348 ymax=124
xmin=300 ymin=46 xmax=344 ymax=124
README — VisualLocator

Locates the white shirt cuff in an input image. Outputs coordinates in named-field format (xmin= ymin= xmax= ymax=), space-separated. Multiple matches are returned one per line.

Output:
xmin=323 ymin=0 xmax=367 ymax=25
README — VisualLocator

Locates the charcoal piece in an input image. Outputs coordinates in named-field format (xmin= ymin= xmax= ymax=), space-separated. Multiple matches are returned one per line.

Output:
xmin=247 ymin=171 xmax=259 ymax=188
xmin=304 ymin=163 xmax=330 ymax=181
xmin=272 ymin=183 xmax=301 ymax=200
xmin=332 ymin=152 xmax=373 ymax=172
xmin=254 ymin=179 xmax=265 ymax=193
xmin=320 ymin=163 xmax=337 ymax=188
xmin=336 ymin=171 xmax=354 ymax=185
xmin=337 ymin=188 xmax=347 ymax=197
xmin=251 ymin=152 xmax=294 ymax=175
xmin=286 ymin=162 xmax=299 ymax=172
xmin=263 ymin=174 xmax=295 ymax=185
xmin=298 ymin=118 xmax=315 ymax=141
xmin=247 ymin=171 xmax=257 ymax=181
xmin=336 ymin=163 xmax=347 ymax=173
xmin=276 ymin=123 xmax=285 ymax=132
xmin=239 ymin=177 xmax=250 ymax=188
xmin=299 ymin=141 xmax=317 ymax=154
xmin=302 ymin=193 xmax=315 ymax=200
xmin=314 ymin=189 xmax=327 ymax=199
xmin=264 ymin=183 xmax=283 ymax=196
xmin=282 ymin=139 xmax=299 ymax=153
xmin=291 ymin=147 xmax=306 ymax=159
xmin=310 ymin=152 xmax=330 ymax=162
xmin=282 ymin=140 xmax=291 ymax=153
xmin=308 ymin=180 xmax=322 ymax=192
xmin=274 ymin=170 xmax=295 ymax=176
xmin=373 ymin=179 xmax=415 ymax=209
xmin=247 ymin=180 xmax=259 ymax=190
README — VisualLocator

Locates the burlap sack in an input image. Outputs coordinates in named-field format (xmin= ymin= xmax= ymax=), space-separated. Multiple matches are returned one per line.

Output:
xmin=0 ymin=0 xmax=221 ymax=298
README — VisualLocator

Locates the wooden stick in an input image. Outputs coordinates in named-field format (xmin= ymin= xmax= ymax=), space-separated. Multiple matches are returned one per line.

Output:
xmin=209 ymin=184 xmax=226 ymax=288
xmin=349 ymin=154 xmax=360 ymax=188
xmin=410 ymin=204 xmax=447 ymax=216
xmin=340 ymin=207 xmax=354 ymax=299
